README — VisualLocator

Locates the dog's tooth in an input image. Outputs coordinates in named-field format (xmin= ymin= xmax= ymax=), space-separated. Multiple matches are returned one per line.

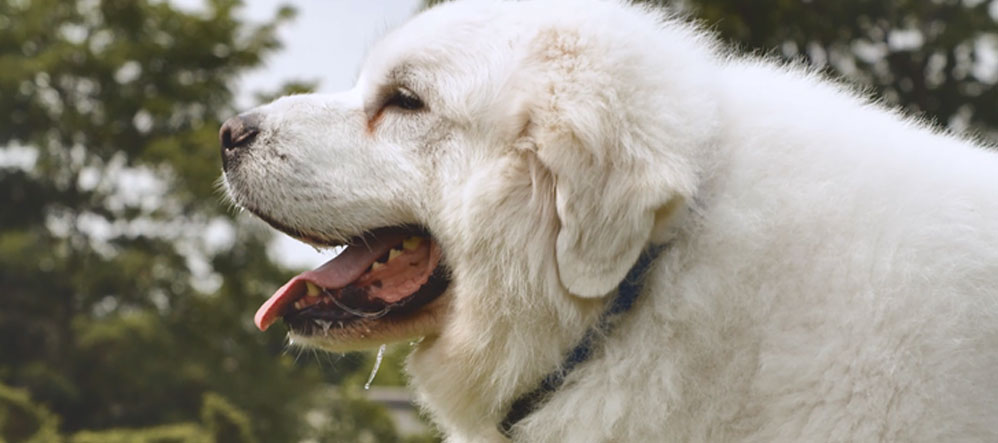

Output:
xmin=402 ymin=236 xmax=423 ymax=250
xmin=305 ymin=281 xmax=321 ymax=297
xmin=388 ymin=248 xmax=403 ymax=261
xmin=294 ymin=300 xmax=304 ymax=310
xmin=371 ymin=262 xmax=385 ymax=271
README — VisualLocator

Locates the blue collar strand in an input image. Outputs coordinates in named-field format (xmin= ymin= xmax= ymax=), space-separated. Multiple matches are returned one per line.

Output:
xmin=498 ymin=244 xmax=667 ymax=438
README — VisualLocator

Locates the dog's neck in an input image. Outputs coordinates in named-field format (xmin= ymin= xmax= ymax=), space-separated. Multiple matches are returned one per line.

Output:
xmin=407 ymin=161 xmax=604 ymax=440
xmin=408 ymin=153 xmax=692 ymax=441
xmin=498 ymin=243 xmax=667 ymax=438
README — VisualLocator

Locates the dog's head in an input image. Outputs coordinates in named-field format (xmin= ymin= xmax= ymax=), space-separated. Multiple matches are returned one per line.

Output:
xmin=222 ymin=0 xmax=717 ymax=431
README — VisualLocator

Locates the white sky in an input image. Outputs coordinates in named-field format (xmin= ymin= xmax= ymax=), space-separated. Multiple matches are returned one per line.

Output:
xmin=234 ymin=0 xmax=423 ymax=105
xmin=173 ymin=0 xmax=423 ymax=269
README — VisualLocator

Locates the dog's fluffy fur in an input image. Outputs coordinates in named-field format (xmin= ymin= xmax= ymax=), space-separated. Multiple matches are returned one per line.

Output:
xmin=223 ymin=1 xmax=998 ymax=441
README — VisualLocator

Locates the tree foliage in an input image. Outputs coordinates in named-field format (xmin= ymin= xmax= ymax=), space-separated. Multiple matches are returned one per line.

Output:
xmin=0 ymin=384 xmax=60 ymax=443
xmin=681 ymin=0 xmax=998 ymax=136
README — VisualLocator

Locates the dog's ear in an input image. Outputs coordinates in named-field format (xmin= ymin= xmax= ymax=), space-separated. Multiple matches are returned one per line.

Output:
xmin=528 ymin=122 xmax=683 ymax=299
xmin=520 ymin=27 xmax=703 ymax=298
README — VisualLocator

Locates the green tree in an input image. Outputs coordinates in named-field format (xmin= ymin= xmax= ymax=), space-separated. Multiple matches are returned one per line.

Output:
xmin=0 ymin=0 xmax=418 ymax=441
xmin=0 ymin=384 xmax=60 ymax=443
xmin=680 ymin=0 xmax=998 ymax=136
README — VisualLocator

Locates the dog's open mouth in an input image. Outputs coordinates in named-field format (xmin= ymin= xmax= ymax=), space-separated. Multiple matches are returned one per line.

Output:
xmin=254 ymin=226 xmax=450 ymax=335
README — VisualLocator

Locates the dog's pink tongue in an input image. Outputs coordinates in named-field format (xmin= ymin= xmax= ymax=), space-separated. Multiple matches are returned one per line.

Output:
xmin=254 ymin=230 xmax=409 ymax=331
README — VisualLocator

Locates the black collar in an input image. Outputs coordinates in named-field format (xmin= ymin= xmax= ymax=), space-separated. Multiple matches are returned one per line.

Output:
xmin=498 ymin=244 xmax=666 ymax=438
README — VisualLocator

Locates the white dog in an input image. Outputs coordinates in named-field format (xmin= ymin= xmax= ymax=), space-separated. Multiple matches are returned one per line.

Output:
xmin=220 ymin=0 xmax=998 ymax=441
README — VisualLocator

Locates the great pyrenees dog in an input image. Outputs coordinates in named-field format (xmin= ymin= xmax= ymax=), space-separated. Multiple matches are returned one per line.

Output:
xmin=220 ymin=0 xmax=998 ymax=441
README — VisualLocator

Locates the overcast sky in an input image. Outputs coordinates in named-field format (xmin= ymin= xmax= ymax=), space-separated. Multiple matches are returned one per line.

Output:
xmin=173 ymin=0 xmax=423 ymax=269
xmin=233 ymin=0 xmax=423 ymax=105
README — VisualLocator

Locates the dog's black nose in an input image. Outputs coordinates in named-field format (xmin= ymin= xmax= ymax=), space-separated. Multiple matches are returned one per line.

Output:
xmin=219 ymin=114 xmax=261 ymax=169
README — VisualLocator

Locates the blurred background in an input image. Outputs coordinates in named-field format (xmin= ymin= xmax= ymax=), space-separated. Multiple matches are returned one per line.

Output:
xmin=1 ymin=0 xmax=996 ymax=442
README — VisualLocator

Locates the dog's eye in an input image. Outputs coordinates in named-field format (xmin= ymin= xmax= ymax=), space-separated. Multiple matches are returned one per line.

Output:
xmin=384 ymin=87 xmax=424 ymax=111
